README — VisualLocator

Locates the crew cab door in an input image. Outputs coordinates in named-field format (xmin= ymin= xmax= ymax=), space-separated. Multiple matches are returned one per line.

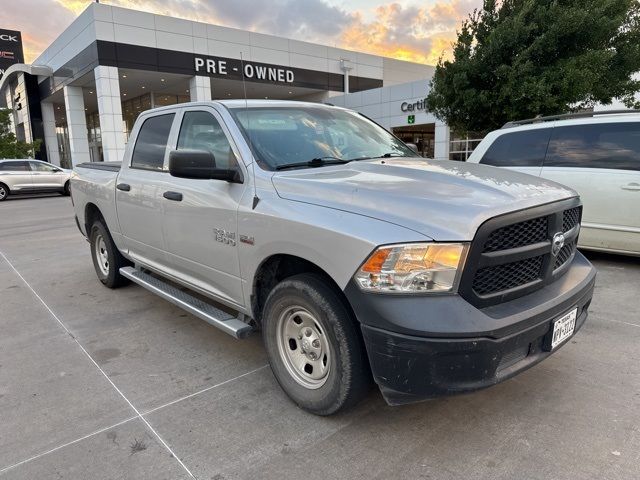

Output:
xmin=116 ymin=112 xmax=176 ymax=269
xmin=158 ymin=107 xmax=247 ymax=307
xmin=540 ymin=122 xmax=640 ymax=253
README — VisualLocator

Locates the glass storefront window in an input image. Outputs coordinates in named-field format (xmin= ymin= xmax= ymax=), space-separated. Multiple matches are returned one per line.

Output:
xmin=122 ymin=93 xmax=152 ymax=140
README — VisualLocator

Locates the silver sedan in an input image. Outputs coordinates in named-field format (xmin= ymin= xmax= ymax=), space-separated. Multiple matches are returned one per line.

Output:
xmin=0 ymin=159 xmax=72 ymax=201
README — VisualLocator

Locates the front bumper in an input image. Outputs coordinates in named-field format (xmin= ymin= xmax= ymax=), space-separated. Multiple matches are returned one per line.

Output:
xmin=344 ymin=251 xmax=596 ymax=405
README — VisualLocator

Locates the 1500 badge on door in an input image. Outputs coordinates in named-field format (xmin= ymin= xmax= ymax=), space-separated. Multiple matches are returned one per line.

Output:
xmin=213 ymin=229 xmax=236 ymax=246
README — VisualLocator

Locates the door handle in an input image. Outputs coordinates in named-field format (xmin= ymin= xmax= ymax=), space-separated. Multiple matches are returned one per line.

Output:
xmin=163 ymin=191 xmax=183 ymax=201
xmin=116 ymin=183 xmax=131 ymax=192
xmin=621 ymin=183 xmax=640 ymax=191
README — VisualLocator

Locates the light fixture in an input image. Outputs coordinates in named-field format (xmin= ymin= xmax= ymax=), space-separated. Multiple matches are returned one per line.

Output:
xmin=123 ymin=93 xmax=127 ymax=96
xmin=122 ymin=74 xmax=127 ymax=78
xmin=186 ymin=89 xmax=189 ymax=93
xmin=227 ymin=93 xmax=231 ymax=96
xmin=89 ymin=90 xmax=93 ymax=94
xmin=142 ymin=86 xmax=146 ymax=89
xmin=288 ymin=91 xmax=292 ymax=94
xmin=160 ymin=78 xmax=165 ymax=82
xmin=264 ymin=96 xmax=268 ymax=99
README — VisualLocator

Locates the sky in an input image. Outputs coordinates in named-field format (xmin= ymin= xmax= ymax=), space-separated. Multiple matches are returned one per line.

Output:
xmin=6 ymin=0 xmax=481 ymax=65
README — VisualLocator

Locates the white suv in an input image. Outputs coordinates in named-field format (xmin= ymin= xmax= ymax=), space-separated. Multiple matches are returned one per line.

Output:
xmin=0 ymin=159 xmax=71 ymax=201
xmin=467 ymin=111 xmax=640 ymax=256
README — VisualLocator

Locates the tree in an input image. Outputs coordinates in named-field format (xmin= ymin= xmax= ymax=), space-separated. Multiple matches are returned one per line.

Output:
xmin=426 ymin=0 xmax=640 ymax=135
xmin=0 ymin=108 xmax=42 ymax=159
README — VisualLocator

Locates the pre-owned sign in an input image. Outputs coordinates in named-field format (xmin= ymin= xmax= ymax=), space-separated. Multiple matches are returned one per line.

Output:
xmin=194 ymin=55 xmax=295 ymax=85
xmin=0 ymin=29 xmax=23 ymax=80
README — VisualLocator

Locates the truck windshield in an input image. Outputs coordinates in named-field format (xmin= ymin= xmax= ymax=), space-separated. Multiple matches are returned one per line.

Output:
xmin=229 ymin=106 xmax=415 ymax=170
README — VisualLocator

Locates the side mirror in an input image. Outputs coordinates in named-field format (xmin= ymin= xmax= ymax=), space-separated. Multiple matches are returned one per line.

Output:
xmin=168 ymin=150 xmax=242 ymax=183
xmin=405 ymin=143 xmax=420 ymax=155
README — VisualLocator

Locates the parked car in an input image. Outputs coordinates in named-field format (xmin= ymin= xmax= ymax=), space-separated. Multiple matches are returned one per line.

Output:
xmin=467 ymin=110 xmax=640 ymax=256
xmin=71 ymin=100 xmax=596 ymax=415
xmin=0 ymin=159 xmax=72 ymax=201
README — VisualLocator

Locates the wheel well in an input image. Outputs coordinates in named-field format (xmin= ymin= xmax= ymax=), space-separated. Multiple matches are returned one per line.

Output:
xmin=0 ymin=181 xmax=9 ymax=192
xmin=84 ymin=203 xmax=104 ymax=233
xmin=251 ymin=254 xmax=354 ymax=326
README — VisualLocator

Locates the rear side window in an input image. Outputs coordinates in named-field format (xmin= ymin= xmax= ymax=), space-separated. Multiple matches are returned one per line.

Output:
xmin=131 ymin=114 xmax=175 ymax=170
xmin=0 ymin=161 xmax=30 ymax=171
xmin=480 ymin=129 xmax=551 ymax=167
xmin=545 ymin=122 xmax=640 ymax=171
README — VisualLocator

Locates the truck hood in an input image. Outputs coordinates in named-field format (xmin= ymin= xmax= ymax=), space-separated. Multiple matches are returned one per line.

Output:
xmin=271 ymin=158 xmax=576 ymax=240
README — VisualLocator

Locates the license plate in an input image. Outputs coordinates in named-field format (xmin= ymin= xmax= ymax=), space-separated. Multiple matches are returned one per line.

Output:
xmin=551 ymin=308 xmax=577 ymax=350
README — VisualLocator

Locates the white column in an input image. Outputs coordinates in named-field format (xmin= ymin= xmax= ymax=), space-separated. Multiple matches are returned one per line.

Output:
xmin=94 ymin=66 xmax=126 ymax=163
xmin=189 ymin=76 xmax=212 ymax=101
xmin=434 ymin=121 xmax=451 ymax=161
xmin=63 ymin=86 xmax=90 ymax=166
xmin=41 ymin=102 xmax=61 ymax=166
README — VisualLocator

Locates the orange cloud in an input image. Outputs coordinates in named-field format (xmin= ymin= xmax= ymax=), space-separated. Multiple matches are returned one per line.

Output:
xmin=340 ymin=1 xmax=479 ymax=65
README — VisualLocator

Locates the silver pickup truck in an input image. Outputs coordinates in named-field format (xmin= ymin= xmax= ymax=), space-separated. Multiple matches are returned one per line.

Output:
xmin=71 ymin=100 xmax=596 ymax=415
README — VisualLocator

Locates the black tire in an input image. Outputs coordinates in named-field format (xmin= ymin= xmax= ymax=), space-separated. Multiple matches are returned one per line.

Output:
xmin=262 ymin=273 xmax=371 ymax=415
xmin=62 ymin=181 xmax=70 ymax=196
xmin=0 ymin=183 xmax=9 ymax=201
xmin=89 ymin=220 xmax=130 ymax=288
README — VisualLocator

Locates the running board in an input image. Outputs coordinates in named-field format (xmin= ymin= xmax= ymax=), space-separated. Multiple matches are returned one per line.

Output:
xmin=119 ymin=267 xmax=253 ymax=339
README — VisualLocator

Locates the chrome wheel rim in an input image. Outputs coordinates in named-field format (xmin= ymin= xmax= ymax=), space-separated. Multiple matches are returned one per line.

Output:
xmin=276 ymin=306 xmax=331 ymax=389
xmin=0 ymin=186 xmax=6 ymax=199
xmin=94 ymin=234 xmax=109 ymax=276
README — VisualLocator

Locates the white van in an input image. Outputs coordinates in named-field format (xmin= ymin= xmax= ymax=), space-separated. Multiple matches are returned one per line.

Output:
xmin=467 ymin=111 xmax=640 ymax=256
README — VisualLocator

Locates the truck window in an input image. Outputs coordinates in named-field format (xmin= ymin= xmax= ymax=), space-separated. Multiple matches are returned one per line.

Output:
xmin=480 ymin=129 xmax=551 ymax=167
xmin=545 ymin=122 xmax=640 ymax=171
xmin=177 ymin=111 xmax=237 ymax=169
xmin=230 ymin=106 xmax=414 ymax=170
xmin=131 ymin=114 xmax=175 ymax=170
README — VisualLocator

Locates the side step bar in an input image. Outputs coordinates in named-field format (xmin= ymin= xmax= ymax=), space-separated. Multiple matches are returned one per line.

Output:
xmin=120 ymin=267 xmax=253 ymax=339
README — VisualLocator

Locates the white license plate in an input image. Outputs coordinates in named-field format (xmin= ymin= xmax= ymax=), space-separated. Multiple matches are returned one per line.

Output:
xmin=551 ymin=308 xmax=577 ymax=350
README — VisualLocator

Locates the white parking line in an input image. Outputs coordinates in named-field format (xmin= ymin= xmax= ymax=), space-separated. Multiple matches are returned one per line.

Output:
xmin=0 ymin=250 xmax=267 ymax=477
xmin=0 ymin=416 xmax=138 ymax=475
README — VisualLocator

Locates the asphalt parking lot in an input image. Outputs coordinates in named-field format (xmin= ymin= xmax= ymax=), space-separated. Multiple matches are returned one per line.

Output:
xmin=1 ymin=195 xmax=639 ymax=480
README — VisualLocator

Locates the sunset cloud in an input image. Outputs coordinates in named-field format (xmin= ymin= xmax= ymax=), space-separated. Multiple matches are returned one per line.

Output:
xmin=10 ymin=0 xmax=480 ymax=65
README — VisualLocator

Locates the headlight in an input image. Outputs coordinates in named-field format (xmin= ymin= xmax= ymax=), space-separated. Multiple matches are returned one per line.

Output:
xmin=354 ymin=243 xmax=468 ymax=293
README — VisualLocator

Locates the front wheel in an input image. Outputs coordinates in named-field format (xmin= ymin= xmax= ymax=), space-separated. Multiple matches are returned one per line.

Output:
xmin=63 ymin=181 xmax=70 ymax=196
xmin=89 ymin=220 xmax=129 ymax=288
xmin=262 ymin=273 xmax=371 ymax=415
xmin=0 ymin=183 xmax=9 ymax=201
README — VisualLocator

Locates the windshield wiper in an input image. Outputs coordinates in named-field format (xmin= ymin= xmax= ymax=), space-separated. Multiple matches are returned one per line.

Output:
xmin=275 ymin=157 xmax=352 ymax=171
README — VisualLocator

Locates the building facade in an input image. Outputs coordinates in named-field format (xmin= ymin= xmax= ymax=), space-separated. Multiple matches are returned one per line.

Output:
xmin=0 ymin=3 xmax=436 ymax=167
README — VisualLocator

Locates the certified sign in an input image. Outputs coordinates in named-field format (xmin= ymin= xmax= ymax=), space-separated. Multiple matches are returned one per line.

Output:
xmin=0 ymin=29 xmax=23 ymax=80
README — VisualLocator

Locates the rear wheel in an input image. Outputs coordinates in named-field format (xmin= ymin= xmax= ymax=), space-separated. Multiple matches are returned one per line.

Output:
xmin=89 ymin=220 xmax=129 ymax=288
xmin=0 ymin=183 xmax=9 ymax=201
xmin=262 ymin=273 xmax=370 ymax=415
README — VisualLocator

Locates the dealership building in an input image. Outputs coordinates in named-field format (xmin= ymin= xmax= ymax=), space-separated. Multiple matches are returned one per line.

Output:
xmin=0 ymin=3 xmax=470 ymax=167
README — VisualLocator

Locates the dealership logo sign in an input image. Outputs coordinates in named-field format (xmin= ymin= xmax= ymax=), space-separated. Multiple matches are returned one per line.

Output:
xmin=195 ymin=56 xmax=295 ymax=84
xmin=0 ymin=29 xmax=23 ymax=80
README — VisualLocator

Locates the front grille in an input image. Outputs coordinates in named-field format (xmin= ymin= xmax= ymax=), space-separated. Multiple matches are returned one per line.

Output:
xmin=562 ymin=207 xmax=582 ymax=232
xmin=473 ymin=256 xmax=543 ymax=295
xmin=459 ymin=200 xmax=582 ymax=307
xmin=554 ymin=240 xmax=575 ymax=270
xmin=483 ymin=216 xmax=548 ymax=252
